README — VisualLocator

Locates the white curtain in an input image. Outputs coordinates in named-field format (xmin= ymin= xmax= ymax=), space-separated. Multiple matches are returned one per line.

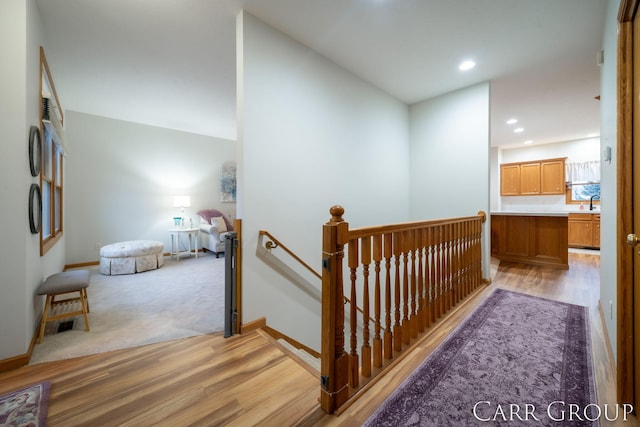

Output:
xmin=565 ymin=161 xmax=600 ymax=183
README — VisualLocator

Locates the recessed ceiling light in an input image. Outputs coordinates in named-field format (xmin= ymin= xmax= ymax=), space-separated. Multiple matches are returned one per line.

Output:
xmin=523 ymin=140 xmax=533 ymax=145
xmin=506 ymin=118 xmax=518 ymax=125
xmin=458 ymin=60 xmax=476 ymax=71
xmin=514 ymin=128 xmax=524 ymax=133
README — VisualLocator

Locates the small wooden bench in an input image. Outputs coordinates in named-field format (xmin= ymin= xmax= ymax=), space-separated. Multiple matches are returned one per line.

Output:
xmin=37 ymin=270 xmax=91 ymax=344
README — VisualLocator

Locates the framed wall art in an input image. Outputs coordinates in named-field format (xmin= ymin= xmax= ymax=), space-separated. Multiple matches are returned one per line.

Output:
xmin=220 ymin=161 xmax=237 ymax=203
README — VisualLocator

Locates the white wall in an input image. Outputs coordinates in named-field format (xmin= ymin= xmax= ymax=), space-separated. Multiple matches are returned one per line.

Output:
xmin=409 ymin=83 xmax=491 ymax=277
xmin=238 ymin=11 xmax=410 ymax=351
xmin=496 ymin=138 xmax=600 ymax=212
xmin=0 ymin=0 xmax=65 ymax=360
xmin=599 ymin=0 xmax=619 ymax=361
xmin=64 ymin=111 xmax=236 ymax=264
xmin=0 ymin=0 xmax=29 ymax=360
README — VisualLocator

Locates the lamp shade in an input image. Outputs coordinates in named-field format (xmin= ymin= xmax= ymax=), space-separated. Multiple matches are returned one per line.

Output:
xmin=173 ymin=195 xmax=191 ymax=208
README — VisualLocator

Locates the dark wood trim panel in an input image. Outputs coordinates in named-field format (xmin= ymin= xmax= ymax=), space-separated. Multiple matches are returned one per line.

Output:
xmin=619 ymin=0 xmax=640 ymax=22
xmin=617 ymin=18 xmax=635 ymax=405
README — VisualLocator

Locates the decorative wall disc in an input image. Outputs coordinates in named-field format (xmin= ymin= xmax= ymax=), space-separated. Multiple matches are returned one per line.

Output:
xmin=29 ymin=125 xmax=41 ymax=177
xmin=29 ymin=183 xmax=42 ymax=234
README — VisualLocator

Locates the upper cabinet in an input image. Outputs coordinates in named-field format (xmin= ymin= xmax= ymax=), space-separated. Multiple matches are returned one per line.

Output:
xmin=500 ymin=158 xmax=566 ymax=197
xmin=500 ymin=164 xmax=520 ymax=196
xmin=519 ymin=163 xmax=540 ymax=195
xmin=540 ymin=159 xmax=565 ymax=194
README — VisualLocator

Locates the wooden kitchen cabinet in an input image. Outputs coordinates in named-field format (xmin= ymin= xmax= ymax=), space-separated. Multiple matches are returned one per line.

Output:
xmin=593 ymin=214 xmax=600 ymax=248
xmin=568 ymin=213 xmax=600 ymax=249
xmin=500 ymin=164 xmax=520 ymax=196
xmin=540 ymin=160 xmax=565 ymax=194
xmin=491 ymin=213 xmax=568 ymax=269
xmin=500 ymin=158 xmax=566 ymax=196
xmin=520 ymin=163 xmax=540 ymax=194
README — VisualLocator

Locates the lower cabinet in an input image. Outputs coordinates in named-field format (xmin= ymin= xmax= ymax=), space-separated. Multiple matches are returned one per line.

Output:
xmin=491 ymin=214 xmax=569 ymax=269
xmin=568 ymin=213 xmax=600 ymax=249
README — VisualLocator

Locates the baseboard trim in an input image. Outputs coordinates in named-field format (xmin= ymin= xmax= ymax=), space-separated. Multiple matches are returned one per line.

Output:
xmin=64 ymin=260 xmax=99 ymax=270
xmin=262 ymin=325 xmax=320 ymax=358
xmin=241 ymin=317 xmax=266 ymax=334
xmin=0 ymin=353 xmax=29 ymax=374
xmin=0 ymin=314 xmax=49 ymax=373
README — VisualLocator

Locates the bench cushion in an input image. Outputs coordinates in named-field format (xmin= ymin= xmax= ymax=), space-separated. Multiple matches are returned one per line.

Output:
xmin=37 ymin=270 xmax=90 ymax=295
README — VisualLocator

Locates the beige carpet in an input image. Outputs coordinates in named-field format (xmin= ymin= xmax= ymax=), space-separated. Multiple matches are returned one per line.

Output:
xmin=30 ymin=252 xmax=225 ymax=365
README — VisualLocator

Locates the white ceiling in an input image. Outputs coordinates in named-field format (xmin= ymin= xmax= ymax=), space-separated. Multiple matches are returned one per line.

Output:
xmin=36 ymin=0 xmax=607 ymax=147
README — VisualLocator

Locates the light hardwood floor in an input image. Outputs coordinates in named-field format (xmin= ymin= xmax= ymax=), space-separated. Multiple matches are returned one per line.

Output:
xmin=0 ymin=253 xmax=635 ymax=426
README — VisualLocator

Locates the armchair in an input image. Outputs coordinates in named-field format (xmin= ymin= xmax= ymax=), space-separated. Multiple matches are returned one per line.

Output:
xmin=197 ymin=209 xmax=234 ymax=258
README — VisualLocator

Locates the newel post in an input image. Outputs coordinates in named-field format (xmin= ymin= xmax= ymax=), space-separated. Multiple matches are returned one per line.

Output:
xmin=320 ymin=205 xmax=350 ymax=413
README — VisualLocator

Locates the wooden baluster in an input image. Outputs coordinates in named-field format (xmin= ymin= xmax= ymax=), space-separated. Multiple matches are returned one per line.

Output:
xmin=431 ymin=225 xmax=438 ymax=320
xmin=423 ymin=228 xmax=432 ymax=330
xmin=438 ymin=224 xmax=445 ymax=319
xmin=470 ymin=220 xmax=476 ymax=291
xmin=416 ymin=228 xmax=425 ymax=333
xmin=463 ymin=221 xmax=469 ymax=296
xmin=360 ymin=236 xmax=372 ymax=378
xmin=467 ymin=220 xmax=473 ymax=295
xmin=469 ymin=220 xmax=476 ymax=292
xmin=453 ymin=221 xmax=460 ymax=307
xmin=320 ymin=206 xmax=349 ymax=414
xmin=458 ymin=221 xmax=465 ymax=301
xmin=462 ymin=220 xmax=469 ymax=299
xmin=409 ymin=230 xmax=418 ymax=339
xmin=372 ymin=235 xmax=383 ymax=368
xmin=393 ymin=232 xmax=403 ymax=352
xmin=402 ymin=231 xmax=411 ymax=346
xmin=451 ymin=222 xmax=455 ymax=306
xmin=476 ymin=218 xmax=482 ymax=289
xmin=450 ymin=222 xmax=457 ymax=306
xmin=446 ymin=222 xmax=453 ymax=313
xmin=348 ymin=239 xmax=359 ymax=388
xmin=383 ymin=233 xmax=393 ymax=359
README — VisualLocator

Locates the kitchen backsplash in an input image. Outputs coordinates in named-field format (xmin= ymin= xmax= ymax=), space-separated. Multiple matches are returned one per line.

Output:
xmin=498 ymin=195 xmax=599 ymax=212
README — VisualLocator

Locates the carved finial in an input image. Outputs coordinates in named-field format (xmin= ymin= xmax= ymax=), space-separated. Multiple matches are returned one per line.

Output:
xmin=477 ymin=210 xmax=487 ymax=223
xmin=329 ymin=205 xmax=345 ymax=223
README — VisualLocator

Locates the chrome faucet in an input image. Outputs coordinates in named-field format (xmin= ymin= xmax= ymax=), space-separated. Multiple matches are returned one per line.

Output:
xmin=590 ymin=195 xmax=600 ymax=211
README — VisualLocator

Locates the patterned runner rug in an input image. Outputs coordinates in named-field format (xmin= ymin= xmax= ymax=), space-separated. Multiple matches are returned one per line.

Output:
xmin=364 ymin=289 xmax=599 ymax=426
xmin=0 ymin=381 xmax=50 ymax=426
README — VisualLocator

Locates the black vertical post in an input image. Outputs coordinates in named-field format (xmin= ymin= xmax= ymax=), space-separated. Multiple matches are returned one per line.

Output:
xmin=224 ymin=232 xmax=238 ymax=337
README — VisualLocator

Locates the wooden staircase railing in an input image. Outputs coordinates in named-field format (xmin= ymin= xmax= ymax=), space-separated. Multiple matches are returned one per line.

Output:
xmin=259 ymin=230 xmax=322 ymax=280
xmin=320 ymin=205 xmax=487 ymax=414
xmin=259 ymin=229 xmax=378 ymax=326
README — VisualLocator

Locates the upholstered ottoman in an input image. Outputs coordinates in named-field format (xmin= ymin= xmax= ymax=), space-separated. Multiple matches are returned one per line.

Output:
xmin=99 ymin=240 xmax=164 ymax=275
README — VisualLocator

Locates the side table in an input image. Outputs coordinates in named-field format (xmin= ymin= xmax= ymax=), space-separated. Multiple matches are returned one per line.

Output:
xmin=168 ymin=228 xmax=200 ymax=261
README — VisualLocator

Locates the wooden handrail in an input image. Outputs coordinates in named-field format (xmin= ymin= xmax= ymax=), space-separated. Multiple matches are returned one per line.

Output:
xmin=259 ymin=230 xmax=321 ymax=280
xmin=320 ymin=205 xmax=488 ymax=414
xmin=258 ymin=229 xmax=380 ymax=328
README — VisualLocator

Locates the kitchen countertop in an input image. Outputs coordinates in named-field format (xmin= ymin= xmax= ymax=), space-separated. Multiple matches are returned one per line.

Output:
xmin=567 ymin=210 xmax=600 ymax=214
xmin=490 ymin=211 xmax=569 ymax=217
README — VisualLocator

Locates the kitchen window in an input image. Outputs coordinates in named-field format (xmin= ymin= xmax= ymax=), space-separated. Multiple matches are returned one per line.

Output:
xmin=565 ymin=161 xmax=600 ymax=205
xmin=567 ymin=182 xmax=600 ymax=203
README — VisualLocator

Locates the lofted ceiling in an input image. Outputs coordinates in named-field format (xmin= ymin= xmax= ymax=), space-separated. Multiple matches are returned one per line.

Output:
xmin=35 ymin=0 xmax=607 ymax=147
